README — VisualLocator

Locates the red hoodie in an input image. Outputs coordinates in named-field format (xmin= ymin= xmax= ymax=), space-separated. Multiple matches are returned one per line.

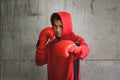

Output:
xmin=36 ymin=12 xmax=90 ymax=80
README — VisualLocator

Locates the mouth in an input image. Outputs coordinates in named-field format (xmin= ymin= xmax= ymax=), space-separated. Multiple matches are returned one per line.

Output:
xmin=55 ymin=32 xmax=62 ymax=37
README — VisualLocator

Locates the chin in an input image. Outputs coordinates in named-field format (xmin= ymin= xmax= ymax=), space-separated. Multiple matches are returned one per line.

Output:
xmin=55 ymin=35 xmax=62 ymax=39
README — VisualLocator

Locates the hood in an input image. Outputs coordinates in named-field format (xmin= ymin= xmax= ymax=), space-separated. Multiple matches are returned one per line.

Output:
xmin=51 ymin=12 xmax=73 ymax=38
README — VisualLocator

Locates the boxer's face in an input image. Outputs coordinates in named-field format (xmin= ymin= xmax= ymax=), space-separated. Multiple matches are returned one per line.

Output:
xmin=53 ymin=19 xmax=62 ymax=38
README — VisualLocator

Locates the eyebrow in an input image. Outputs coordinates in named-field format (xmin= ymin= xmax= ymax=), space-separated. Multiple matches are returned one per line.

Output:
xmin=53 ymin=24 xmax=62 ymax=26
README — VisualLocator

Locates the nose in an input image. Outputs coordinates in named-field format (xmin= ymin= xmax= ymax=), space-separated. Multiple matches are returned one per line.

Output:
xmin=56 ymin=26 xmax=60 ymax=32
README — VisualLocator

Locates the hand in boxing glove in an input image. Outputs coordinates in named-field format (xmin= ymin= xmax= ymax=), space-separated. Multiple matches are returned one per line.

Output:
xmin=53 ymin=40 xmax=81 ymax=58
xmin=36 ymin=27 xmax=54 ymax=49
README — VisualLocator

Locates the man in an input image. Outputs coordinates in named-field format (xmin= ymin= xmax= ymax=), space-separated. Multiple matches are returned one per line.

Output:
xmin=35 ymin=12 xmax=90 ymax=80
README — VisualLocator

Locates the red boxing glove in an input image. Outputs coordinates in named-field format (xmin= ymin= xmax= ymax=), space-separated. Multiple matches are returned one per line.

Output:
xmin=53 ymin=40 xmax=81 ymax=58
xmin=37 ymin=27 xmax=54 ymax=49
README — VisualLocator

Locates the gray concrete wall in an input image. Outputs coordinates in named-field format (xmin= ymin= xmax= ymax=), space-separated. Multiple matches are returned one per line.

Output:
xmin=1 ymin=0 xmax=120 ymax=80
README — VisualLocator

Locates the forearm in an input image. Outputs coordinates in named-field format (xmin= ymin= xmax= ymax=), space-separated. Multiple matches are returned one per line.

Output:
xmin=73 ymin=35 xmax=90 ymax=59
xmin=76 ymin=43 xmax=89 ymax=59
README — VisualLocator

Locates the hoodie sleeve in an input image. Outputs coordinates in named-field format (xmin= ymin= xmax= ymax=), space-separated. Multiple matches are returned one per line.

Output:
xmin=35 ymin=40 xmax=47 ymax=66
xmin=73 ymin=34 xmax=90 ymax=59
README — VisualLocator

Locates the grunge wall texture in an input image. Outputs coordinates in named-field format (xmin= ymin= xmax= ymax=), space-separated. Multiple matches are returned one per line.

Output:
xmin=1 ymin=0 xmax=120 ymax=80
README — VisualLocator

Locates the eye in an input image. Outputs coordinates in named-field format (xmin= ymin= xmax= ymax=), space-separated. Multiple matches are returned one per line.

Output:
xmin=53 ymin=24 xmax=57 ymax=27
xmin=60 ymin=25 xmax=62 ymax=28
